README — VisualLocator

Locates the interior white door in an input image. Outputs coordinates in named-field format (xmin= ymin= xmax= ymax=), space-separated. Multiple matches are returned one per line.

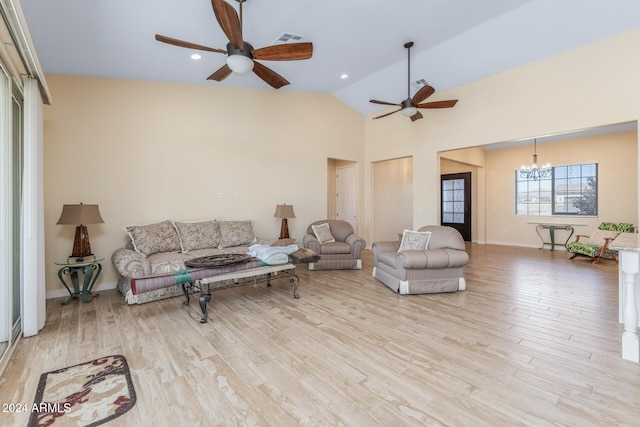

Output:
xmin=336 ymin=166 xmax=357 ymax=230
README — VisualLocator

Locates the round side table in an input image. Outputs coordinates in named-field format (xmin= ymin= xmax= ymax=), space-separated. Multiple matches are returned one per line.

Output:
xmin=55 ymin=257 xmax=104 ymax=305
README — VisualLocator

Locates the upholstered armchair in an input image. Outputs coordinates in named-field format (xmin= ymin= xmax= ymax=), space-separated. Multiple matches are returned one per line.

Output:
xmin=372 ymin=225 xmax=469 ymax=294
xmin=565 ymin=222 xmax=634 ymax=263
xmin=302 ymin=220 xmax=366 ymax=270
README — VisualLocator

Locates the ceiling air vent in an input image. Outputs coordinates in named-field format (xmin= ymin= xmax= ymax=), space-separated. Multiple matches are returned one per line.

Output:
xmin=411 ymin=78 xmax=428 ymax=90
xmin=274 ymin=32 xmax=304 ymax=44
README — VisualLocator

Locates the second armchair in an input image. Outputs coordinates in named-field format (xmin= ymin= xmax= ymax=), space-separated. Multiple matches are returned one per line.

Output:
xmin=302 ymin=219 xmax=366 ymax=270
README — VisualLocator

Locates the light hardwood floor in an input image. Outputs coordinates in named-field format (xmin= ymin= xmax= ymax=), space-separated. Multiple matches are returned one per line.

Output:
xmin=2 ymin=244 xmax=640 ymax=426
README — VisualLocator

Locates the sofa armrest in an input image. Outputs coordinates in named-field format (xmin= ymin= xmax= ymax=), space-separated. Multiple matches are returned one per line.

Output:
xmin=372 ymin=241 xmax=399 ymax=254
xmin=111 ymin=248 xmax=151 ymax=278
xmin=346 ymin=234 xmax=366 ymax=258
xmin=398 ymin=249 xmax=469 ymax=269
xmin=303 ymin=234 xmax=322 ymax=253
xmin=372 ymin=241 xmax=399 ymax=264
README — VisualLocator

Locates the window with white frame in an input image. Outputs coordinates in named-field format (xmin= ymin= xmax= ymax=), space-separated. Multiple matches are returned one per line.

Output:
xmin=515 ymin=163 xmax=598 ymax=216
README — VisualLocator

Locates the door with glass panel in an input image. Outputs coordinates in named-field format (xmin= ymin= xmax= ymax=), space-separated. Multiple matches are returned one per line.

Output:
xmin=441 ymin=173 xmax=471 ymax=241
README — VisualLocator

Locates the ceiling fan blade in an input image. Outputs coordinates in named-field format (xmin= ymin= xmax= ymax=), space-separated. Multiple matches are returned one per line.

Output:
xmin=253 ymin=43 xmax=313 ymax=61
xmin=417 ymin=99 xmax=459 ymax=109
xmin=370 ymin=99 xmax=401 ymax=107
xmin=155 ymin=35 xmax=227 ymax=54
xmin=207 ymin=64 xmax=233 ymax=81
xmin=410 ymin=111 xmax=423 ymax=122
xmin=411 ymin=85 xmax=435 ymax=104
xmin=211 ymin=0 xmax=243 ymax=50
xmin=373 ymin=109 xmax=402 ymax=120
xmin=252 ymin=61 xmax=289 ymax=89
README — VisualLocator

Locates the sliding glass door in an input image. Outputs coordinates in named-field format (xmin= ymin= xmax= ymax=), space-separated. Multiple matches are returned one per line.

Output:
xmin=0 ymin=57 xmax=24 ymax=368
xmin=11 ymin=94 xmax=22 ymax=345
xmin=0 ymin=63 xmax=10 ymax=361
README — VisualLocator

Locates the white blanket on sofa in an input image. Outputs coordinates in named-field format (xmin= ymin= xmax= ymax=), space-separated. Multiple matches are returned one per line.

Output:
xmin=248 ymin=243 xmax=299 ymax=265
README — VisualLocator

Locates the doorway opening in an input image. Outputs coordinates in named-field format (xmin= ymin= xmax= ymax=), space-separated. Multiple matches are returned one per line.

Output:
xmin=372 ymin=157 xmax=413 ymax=242
xmin=327 ymin=158 xmax=359 ymax=232
xmin=441 ymin=172 xmax=471 ymax=241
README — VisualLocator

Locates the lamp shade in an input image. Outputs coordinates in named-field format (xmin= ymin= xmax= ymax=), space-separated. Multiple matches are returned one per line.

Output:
xmin=57 ymin=203 xmax=104 ymax=225
xmin=273 ymin=204 xmax=296 ymax=219
xmin=401 ymin=106 xmax=418 ymax=117
xmin=226 ymin=54 xmax=254 ymax=73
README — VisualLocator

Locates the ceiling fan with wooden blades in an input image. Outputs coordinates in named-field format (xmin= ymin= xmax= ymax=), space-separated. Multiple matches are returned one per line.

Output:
xmin=155 ymin=0 xmax=313 ymax=89
xmin=370 ymin=41 xmax=458 ymax=121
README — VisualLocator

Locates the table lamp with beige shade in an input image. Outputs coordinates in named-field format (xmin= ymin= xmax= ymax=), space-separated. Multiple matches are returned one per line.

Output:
xmin=56 ymin=203 xmax=104 ymax=262
xmin=273 ymin=204 xmax=295 ymax=239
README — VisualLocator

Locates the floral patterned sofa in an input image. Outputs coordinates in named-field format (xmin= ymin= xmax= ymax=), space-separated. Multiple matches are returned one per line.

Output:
xmin=112 ymin=219 xmax=272 ymax=304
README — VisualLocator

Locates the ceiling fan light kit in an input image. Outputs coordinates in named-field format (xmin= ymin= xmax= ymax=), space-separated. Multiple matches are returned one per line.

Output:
xmin=401 ymin=107 xmax=417 ymax=117
xmin=227 ymin=54 xmax=254 ymax=73
xmin=370 ymin=41 xmax=458 ymax=122
xmin=154 ymin=0 xmax=313 ymax=89
xmin=226 ymin=41 xmax=254 ymax=73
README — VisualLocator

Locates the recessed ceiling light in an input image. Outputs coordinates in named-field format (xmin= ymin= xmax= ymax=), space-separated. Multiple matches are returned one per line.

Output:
xmin=340 ymin=73 xmax=348 ymax=79
xmin=191 ymin=53 xmax=202 ymax=60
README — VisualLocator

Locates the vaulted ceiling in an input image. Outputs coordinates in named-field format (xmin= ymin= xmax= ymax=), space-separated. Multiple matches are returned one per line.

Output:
xmin=20 ymin=0 xmax=640 ymax=115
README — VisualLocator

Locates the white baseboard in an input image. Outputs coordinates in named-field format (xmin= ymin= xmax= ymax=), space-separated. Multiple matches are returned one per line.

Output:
xmin=484 ymin=241 xmax=542 ymax=249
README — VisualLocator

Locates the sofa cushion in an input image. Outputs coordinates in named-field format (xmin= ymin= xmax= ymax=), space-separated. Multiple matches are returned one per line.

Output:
xmin=125 ymin=220 xmax=181 ymax=256
xmin=219 ymin=220 xmax=254 ymax=248
xmin=146 ymin=251 xmax=194 ymax=274
xmin=398 ymin=230 xmax=431 ymax=252
xmin=318 ymin=241 xmax=351 ymax=254
xmin=599 ymin=222 xmax=634 ymax=232
xmin=586 ymin=229 xmax=619 ymax=246
xmin=565 ymin=241 xmax=599 ymax=258
xmin=174 ymin=220 xmax=220 ymax=252
xmin=312 ymin=223 xmax=336 ymax=243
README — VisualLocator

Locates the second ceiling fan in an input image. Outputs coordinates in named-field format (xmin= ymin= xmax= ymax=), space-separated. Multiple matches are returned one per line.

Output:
xmin=155 ymin=0 xmax=313 ymax=89
xmin=370 ymin=42 xmax=458 ymax=122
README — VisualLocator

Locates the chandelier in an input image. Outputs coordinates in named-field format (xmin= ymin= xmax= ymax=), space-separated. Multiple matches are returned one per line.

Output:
xmin=519 ymin=138 xmax=551 ymax=180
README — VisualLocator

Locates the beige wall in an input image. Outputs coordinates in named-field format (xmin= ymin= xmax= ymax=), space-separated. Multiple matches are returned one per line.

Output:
xmin=485 ymin=131 xmax=636 ymax=247
xmin=439 ymin=131 xmax=638 ymax=246
xmin=440 ymin=131 xmax=638 ymax=247
xmin=44 ymin=28 xmax=640 ymax=298
xmin=44 ymin=75 xmax=364 ymax=297
xmin=364 ymin=29 xmax=640 ymax=240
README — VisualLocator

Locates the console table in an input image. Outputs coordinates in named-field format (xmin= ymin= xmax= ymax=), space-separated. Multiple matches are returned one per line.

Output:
xmin=528 ymin=222 xmax=584 ymax=251
xmin=609 ymin=232 xmax=640 ymax=362
xmin=55 ymin=257 xmax=103 ymax=304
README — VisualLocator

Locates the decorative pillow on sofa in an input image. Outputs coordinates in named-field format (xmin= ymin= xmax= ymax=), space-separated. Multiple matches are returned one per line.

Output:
xmin=312 ymin=223 xmax=335 ymax=244
xmin=174 ymin=220 xmax=220 ymax=252
xmin=125 ymin=220 xmax=182 ymax=256
xmin=398 ymin=230 xmax=432 ymax=252
xmin=218 ymin=220 xmax=254 ymax=248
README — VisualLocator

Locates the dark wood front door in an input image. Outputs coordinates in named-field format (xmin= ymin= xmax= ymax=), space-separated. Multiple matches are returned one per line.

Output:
xmin=441 ymin=172 xmax=471 ymax=241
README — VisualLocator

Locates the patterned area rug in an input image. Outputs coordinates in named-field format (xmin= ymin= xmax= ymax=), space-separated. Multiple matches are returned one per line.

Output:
xmin=28 ymin=355 xmax=136 ymax=427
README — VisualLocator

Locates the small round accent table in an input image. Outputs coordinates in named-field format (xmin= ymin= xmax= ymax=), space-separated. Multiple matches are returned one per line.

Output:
xmin=55 ymin=257 xmax=104 ymax=305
